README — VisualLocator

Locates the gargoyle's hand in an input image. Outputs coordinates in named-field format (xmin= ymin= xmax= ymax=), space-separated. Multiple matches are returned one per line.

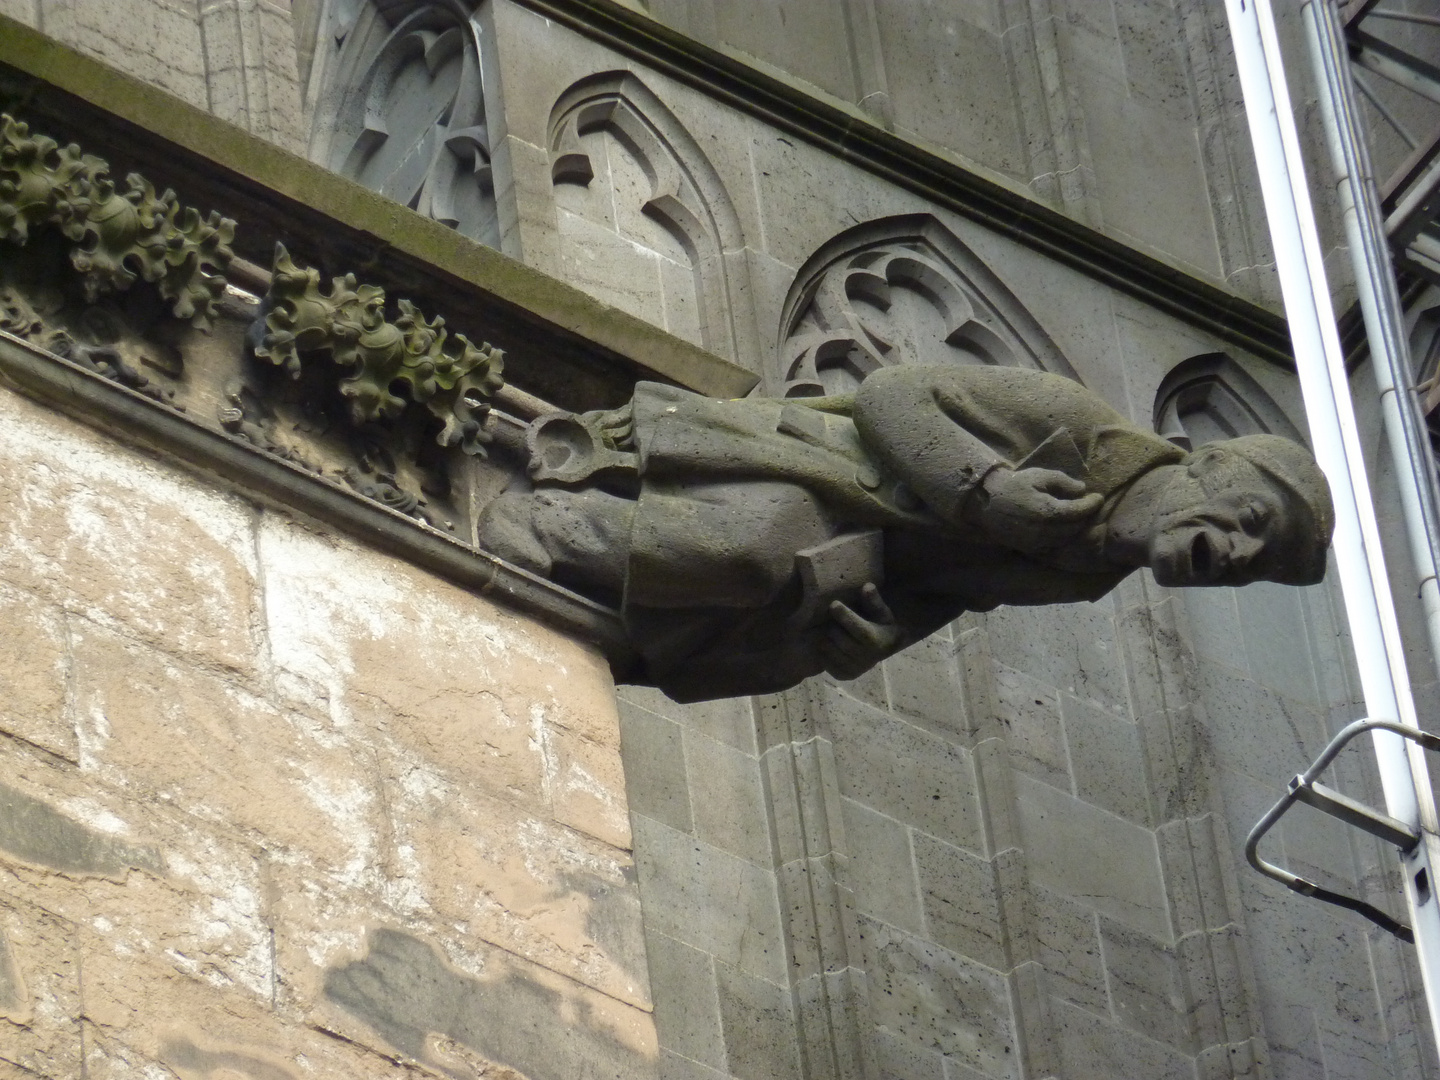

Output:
xmin=821 ymin=583 xmax=902 ymax=681
xmin=594 ymin=406 xmax=635 ymax=451
xmin=977 ymin=466 xmax=1102 ymax=551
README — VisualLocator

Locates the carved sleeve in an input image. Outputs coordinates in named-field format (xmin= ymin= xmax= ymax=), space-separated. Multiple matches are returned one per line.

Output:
xmin=852 ymin=364 xmax=1010 ymax=526
xmin=853 ymin=364 xmax=1131 ymax=527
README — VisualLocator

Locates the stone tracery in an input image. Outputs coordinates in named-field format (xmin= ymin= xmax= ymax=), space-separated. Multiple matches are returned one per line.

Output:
xmin=776 ymin=214 xmax=1076 ymax=397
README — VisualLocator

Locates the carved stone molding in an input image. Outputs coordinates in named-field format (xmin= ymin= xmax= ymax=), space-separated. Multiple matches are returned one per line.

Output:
xmin=0 ymin=114 xmax=234 ymax=328
xmin=319 ymin=1 xmax=498 ymax=245
xmin=776 ymin=214 xmax=1076 ymax=397
xmin=547 ymin=71 xmax=755 ymax=363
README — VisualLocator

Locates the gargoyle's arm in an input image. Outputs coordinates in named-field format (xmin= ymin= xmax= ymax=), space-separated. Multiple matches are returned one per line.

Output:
xmin=852 ymin=365 xmax=1007 ymax=525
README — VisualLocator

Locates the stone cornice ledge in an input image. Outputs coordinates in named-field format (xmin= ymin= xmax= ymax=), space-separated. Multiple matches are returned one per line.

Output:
xmin=515 ymin=0 xmax=1295 ymax=369
xmin=0 ymin=13 xmax=756 ymax=401
xmin=0 ymin=329 xmax=634 ymax=666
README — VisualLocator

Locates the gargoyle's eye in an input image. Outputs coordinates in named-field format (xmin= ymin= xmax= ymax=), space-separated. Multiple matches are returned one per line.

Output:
xmin=1239 ymin=502 xmax=1267 ymax=533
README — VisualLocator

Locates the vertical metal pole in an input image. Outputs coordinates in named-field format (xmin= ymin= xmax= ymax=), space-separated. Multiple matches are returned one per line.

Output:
xmin=1223 ymin=0 xmax=1440 ymax=1038
xmin=1302 ymin=0 xmax=1440 ymax=696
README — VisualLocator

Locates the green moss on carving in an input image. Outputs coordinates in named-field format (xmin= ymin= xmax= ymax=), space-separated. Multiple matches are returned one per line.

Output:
xmin=0 ymin=114 xmax=235 ymax=328
xmin=257 ymin=244 xmax=506 ymax=456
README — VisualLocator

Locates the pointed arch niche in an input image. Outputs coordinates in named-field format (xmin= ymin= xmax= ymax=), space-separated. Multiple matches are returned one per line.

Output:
xmin=775 ymin=215 xmax=1077 ymax=397
xmin=1152 ymin=353 xmax=1304 ymax=450
xmin=547 ymin=72 xmax=753 ymax=363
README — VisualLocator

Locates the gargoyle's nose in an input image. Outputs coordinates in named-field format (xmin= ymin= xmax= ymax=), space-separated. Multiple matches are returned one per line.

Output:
xmin=1231 ymin=531 xmax=1265 ymax=567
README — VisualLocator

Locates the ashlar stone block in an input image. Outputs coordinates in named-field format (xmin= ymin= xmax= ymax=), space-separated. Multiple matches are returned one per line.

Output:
xmin=0 ymin=894 xmax=82 ymax=1078
xmin=43 ymin=0 xmax=209 ymax=108
xmin=840 ymin=797 xmax=923 ymax=935
xmin=645 ymin=928 xmax=727 ymax=1072
xmin=1061 ymin=692 xmax=1152 ymax=826
xmin=0 ymin=583 xmax=73 ymax=763
xmin=875 ymin=1 xmax=1026 ymax=178
xmin=0 ymin=386 xmax=261 ymax=676
xmin=880 ymin=633 xmax=969 ymax=742
xmin=318 ymin=926 xmax=659 ymax=1080
xmin=992 ymin=664 xmax=1068 ymax=791
xmin=873 ymin=1025 xmax=945 ymax=1080
xmin=631 ymin=815 xmax=787 ymax=985
xmin=1052 ymin=997 xmax=1195 ymax=1080
xmin=823 ymin=686 xmax=984 ymax=855
xmin=1013 ymin=773 xmax=1170 ymax=940
xmin=68 ymin=620 xmax=383 ymax=877
xmin=985 ymin=601 xmax=1128 ymax=717
xmin=714 ymin=960 xmax=802 ymax=1080
xmin=619 ymin=686 xmax=760 ymax=757
xmin=0 ymin=778 xmax=161 ymax=881
xmin=1099 ymin=916 xmax=1197 ymax=1055
xmin=363 ymin=772 xmax=650 ymax=1009
xmin=257 ymin=515 xmax=629 ymax=848
xmin=860 ymin=916 xmax=1018 ymax=1080
xmin=1194 ymin=660 xmax=1329 ymax=790
xmin=618 ymin=698 xmax=694 ymax=834
xmin=1031 ymin=886 xmax=1108 ymax=1017
xmin=685 ymin=731 xmax=771 ymax=869
xmin=913 ymin=833 xmax=1007 ymax=974
xmin=659 ymin=1050 xmax=731 ymax=1080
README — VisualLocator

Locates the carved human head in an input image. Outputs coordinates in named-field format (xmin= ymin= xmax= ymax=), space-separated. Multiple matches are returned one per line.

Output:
xmin=1146 ymin=434 xmax=1334 ymax=587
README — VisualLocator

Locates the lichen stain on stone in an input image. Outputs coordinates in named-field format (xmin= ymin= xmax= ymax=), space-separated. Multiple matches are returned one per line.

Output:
xmin=0 ymin=780 xmax=161 ymax=880
xmin=324 ymin=928 xmax=656 ymax=1080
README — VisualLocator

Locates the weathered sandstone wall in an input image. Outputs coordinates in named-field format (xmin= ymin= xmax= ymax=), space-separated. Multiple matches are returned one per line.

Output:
xmin=0 ymin=381 xmax=655 ymax=1079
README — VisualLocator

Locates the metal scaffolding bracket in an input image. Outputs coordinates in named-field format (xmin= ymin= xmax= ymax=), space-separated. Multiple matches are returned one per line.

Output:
xmin=1342 ymin=4 xmax=1440 ymax=285
xmin=1248 ymin=718 xmax=1440 ymax=942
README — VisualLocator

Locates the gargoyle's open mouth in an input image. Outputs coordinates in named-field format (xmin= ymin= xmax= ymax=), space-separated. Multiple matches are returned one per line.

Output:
xmin=1191 ymin=532 xmax=1212 ymax=579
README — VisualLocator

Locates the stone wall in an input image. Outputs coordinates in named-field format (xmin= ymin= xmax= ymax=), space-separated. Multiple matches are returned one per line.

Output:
xmin=0 ymin=381 xmax=656 ymax=1079
xmin=465 ymin=10 xmax=1438 ymax=1077
xmin=3 ymin=2 xmax=1439 ymax=1080
xmin=0 ymin=0 xmax=306 ymax=153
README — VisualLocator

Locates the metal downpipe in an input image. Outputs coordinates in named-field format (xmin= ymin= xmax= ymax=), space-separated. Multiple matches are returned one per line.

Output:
xmin=1303 ymin=0 xmax=1440 ymax=700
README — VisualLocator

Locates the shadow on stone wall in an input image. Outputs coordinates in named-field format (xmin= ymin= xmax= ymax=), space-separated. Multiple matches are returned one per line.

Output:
xmin=324 ymin=927 xmax=653 ymax=1080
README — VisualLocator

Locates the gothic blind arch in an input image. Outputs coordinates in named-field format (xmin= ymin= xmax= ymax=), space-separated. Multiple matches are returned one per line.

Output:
xmin=547 ymin=71 xmax=756 ymax=363
xmin=310 ymin=0 xmax=499 ymax=246
xmin=776 ymin=214 xmax=1077 ymax=398
xmin=1152 ymin=352 xmax=1304 ymax=451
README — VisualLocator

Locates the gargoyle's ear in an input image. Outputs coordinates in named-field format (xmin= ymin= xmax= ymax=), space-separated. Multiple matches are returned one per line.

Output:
xmin=1185 ymin=445 xmax=1230 ymax=477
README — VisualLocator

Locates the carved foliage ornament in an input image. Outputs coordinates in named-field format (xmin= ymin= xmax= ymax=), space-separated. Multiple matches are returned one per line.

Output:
xmin=255 ymin=244 xmax=504 ymax=457
xmin=0 ymin=115 xmax=235 ymax=328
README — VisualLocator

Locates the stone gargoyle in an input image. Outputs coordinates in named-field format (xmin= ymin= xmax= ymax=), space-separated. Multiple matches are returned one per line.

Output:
xmin=479 ymin=364 xmax=1334 ymax=702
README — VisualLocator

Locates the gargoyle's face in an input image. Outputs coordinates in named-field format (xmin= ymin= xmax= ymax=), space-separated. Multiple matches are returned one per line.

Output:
xmin=1146 ymin=450 xmax=1288 ymax=587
